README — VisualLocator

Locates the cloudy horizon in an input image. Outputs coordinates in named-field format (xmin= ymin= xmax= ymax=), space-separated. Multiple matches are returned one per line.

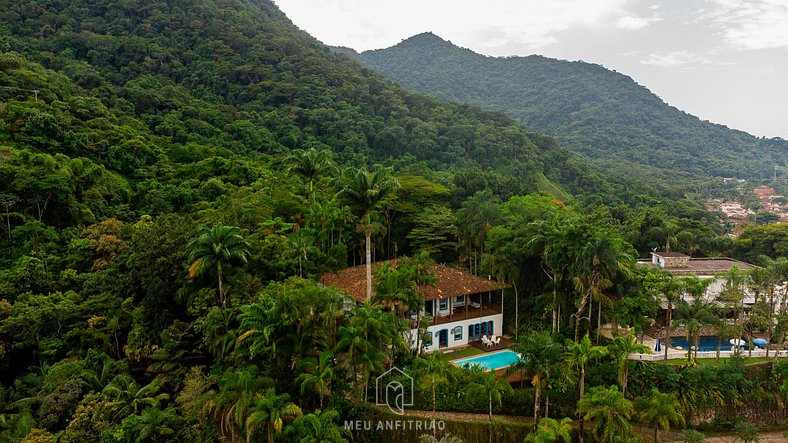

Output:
xmin=275 ymin=0 xmax=788 ymax=140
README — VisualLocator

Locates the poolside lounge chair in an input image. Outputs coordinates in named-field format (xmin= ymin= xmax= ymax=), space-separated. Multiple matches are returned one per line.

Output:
xmin=481 ymin=336 xmax=491 ymax=347
xmin=493 ymin=337 xmax=501 ymax=345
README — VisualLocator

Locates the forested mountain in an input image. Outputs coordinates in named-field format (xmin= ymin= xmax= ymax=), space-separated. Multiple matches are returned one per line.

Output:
xmin=3 ymin=1 xmax=788 ymax=442
xmin=351 ymin=32 xmax=788 ymax=181
xmin=0 ymin=0 xmax=624 ymax=207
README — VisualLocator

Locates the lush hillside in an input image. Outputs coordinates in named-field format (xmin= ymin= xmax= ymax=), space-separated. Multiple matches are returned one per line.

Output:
xmin=352 ymin=33 xmax=788 ymax=181
xmin=0 ymin=0 xmax=618 ymax=204
xmin=2 ymin=2 xmax=787 ymax=442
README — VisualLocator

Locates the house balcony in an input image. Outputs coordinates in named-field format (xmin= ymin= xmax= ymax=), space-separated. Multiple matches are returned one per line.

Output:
xmin=411 ymin=302 xmax=503 ymax=328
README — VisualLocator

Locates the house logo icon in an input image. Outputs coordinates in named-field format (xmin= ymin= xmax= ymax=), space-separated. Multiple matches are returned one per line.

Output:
xmin=375 ymin=367 xmax=413 ymax=415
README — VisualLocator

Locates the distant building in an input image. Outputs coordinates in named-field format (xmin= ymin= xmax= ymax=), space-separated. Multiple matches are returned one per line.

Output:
xmin=638 ymin=252 xmax=756 ymax=306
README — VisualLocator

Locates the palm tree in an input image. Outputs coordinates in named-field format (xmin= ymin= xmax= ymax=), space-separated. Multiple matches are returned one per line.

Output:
xmin=609 ymin=333 xmax=648 ymax=397
xmin=572 ymin=236 xmax=633 ymax=342
xmin=577 ymin=385 xmax=634 ymax=443
xmin=488 ymin=255 xmax=521 ymax=337
xmin=510 ymin=331 xmax=564 ymax=429
xmin=566 ymin=334 xmax=608 ymax=443
xmin=102 ymin=375 xmax=169 ymax=417
xmin=660 ymin=274 xmax=682 ymax=361
xmin=131 ymin=406 xmax=178 ymax=443
xmin=455 ymin=190 xmax=501 ymax=275
xmin=335 ymin=324 xmax=367 ymax=392
xmin=673 ymin=297 xmax=715 ymax=363
xmin=337 ymin=166 xmax=399 ymax=302
xmin=293 ymin=409 xmax=350 ymax=443
xmin=525 ymin=417 xmax=573 ymax=443
xmin=635 ymin=388 xmax=685 ymax=443
xmin=413 ymin=351 xmax=452 ymax=428
xmin=297 ymin=351 xmax=335 ymax=409
xmin=681 ymin=429 xmax=706 ymax=443
xmin=465 ymin=370 xmax=514 ymax=443
xmin=719 ymin=266 xmax=747 ymax=352
xmin=210 ymin=367 xmax=271 ymax=442
xmin=287 ymin=148 xmax=335 ymax=199
xmin=245 ymin=388 xmax=303 ymax=443
xmin=187 ymin=224 xmax=251 ymax=308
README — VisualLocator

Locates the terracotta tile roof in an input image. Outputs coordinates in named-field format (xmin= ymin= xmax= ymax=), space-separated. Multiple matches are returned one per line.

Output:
xmin=319 ymin=259 xmax=508 ymax=303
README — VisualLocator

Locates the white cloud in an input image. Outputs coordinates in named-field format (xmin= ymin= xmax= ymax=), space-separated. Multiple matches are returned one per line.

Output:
xmin=701 ymin=0 xmax=788 ymax=49
xmin=275 ymin=0 xmax=632 ymax=53
xmin=615 ymin=14 xmax=662 ymax=30
xmin=640 ymin=50 xmax=710 ymax=67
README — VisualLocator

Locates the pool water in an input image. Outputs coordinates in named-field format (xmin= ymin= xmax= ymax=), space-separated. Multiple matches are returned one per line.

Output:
xmin=454 ymin=350 xmax=522 ymax=371
xmin=670 ymin=336 xmax=748 ymax=352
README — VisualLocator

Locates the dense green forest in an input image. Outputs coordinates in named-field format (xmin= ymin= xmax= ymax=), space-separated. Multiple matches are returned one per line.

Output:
xmin=1 ymin=0 xmax=788 ymax=442
xmin=348 ymin=33 xmax=788 ymax=184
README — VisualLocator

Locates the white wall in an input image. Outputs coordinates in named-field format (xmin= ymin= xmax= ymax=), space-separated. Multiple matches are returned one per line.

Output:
xmin=409 ymin=313 xmax=504 ymax=353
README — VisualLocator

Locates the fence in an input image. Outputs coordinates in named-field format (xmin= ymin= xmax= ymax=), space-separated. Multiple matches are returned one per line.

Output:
xmin=628 ymin=349 xmax=788 ymax=361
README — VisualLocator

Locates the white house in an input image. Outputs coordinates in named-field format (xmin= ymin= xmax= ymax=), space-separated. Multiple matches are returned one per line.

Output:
xmin=637 ymin=251 xmax=757 ymax=307
xmin=320 ymin=259 xmax=507 ymax=352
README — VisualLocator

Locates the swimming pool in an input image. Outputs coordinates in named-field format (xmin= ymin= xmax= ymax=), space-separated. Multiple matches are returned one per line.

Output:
xmin=670 ymin=336 xmax=748 ymax=352
xmin=454 ymin=350 xmax=522 ymax=371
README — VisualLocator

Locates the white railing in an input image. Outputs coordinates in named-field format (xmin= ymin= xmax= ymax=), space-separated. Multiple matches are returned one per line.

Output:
xmin=628 ymin=349 xmax=788 ymax=361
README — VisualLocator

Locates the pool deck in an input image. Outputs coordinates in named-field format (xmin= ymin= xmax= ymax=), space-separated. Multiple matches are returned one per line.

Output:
xmin=467 ymin=336 xmax=513 ymax=352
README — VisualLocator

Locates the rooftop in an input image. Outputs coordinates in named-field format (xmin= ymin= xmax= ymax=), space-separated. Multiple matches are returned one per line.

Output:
xmin=651 ymin=251 xmax=689 ymax=258
xmin=319 ymin=259 xmax=508 ymax=303
xmin=638 ymin=257 xmax=755 ymax=276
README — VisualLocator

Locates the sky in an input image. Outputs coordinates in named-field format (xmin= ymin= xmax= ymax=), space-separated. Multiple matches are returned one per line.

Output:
xmin=274 ymin=0 xmax=788 ymax=139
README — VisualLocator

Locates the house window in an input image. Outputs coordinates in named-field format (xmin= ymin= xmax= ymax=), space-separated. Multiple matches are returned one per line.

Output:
xmin=453 ymin=326 xmax=463 ymax=341
xmin=488 ymin=321 xmax=494 ymax=335
xmin=438 ymin=299 xmax=448 ymax=311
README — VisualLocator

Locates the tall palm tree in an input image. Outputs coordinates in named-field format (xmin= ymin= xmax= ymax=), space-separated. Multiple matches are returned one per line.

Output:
xmin=566 ymin=334 xmax=608 ymax=443
xmin=510 ymin=331 xmax=564 ymax=429
xmin=412 ymin=352 xmax=452 ymax=418
xmin=293 ymin=409 xmax=350 ymax=443
xmin=718 ymin=266 xmax=747 ymax=352
xmin=297 ymin=351 xmax=335 ymax=409
xmin=335 ymin=324 xmax=368 ymax=393
xmin=673 ymin=297 xmax=715 ymax=363
xmin=287 ymin=147 xmax=335 ymax=199
xmin=245 ymin=388 xmax=302 ymax=443
xmin=609 ymin=333 xmax=648 ymax=397
xmin=465 ymin=370 xmax=514 ymax=443
xmin=187 ymin=224 xmax=251 ymax=308
xmin=525 ymin=417 xmax=573 ymax=443
xmin=661 ymin=275 xmax=682 ymax=361
xmin=572 ymin=236 xmax=633 ymax=342
xmin=455 ymin=190 xmax=501 ymax=275
xmin=577 ymin=385 xmax=634 ymax=443
xmin=337 ymin=166 xmax=399 ymax=302
xmin=210 ymin=367 xmax=270 ymax=442
xmin=635 ymin=388 xmax=685 ymax=443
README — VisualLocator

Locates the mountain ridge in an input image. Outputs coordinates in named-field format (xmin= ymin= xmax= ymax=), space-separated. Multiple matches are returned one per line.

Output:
xmin=347 ymin=33 xmax=787 ymax=181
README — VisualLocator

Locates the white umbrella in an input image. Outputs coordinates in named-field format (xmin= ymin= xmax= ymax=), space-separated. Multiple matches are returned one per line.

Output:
xmin=729 ymin=338 xmax=745 ymax=347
